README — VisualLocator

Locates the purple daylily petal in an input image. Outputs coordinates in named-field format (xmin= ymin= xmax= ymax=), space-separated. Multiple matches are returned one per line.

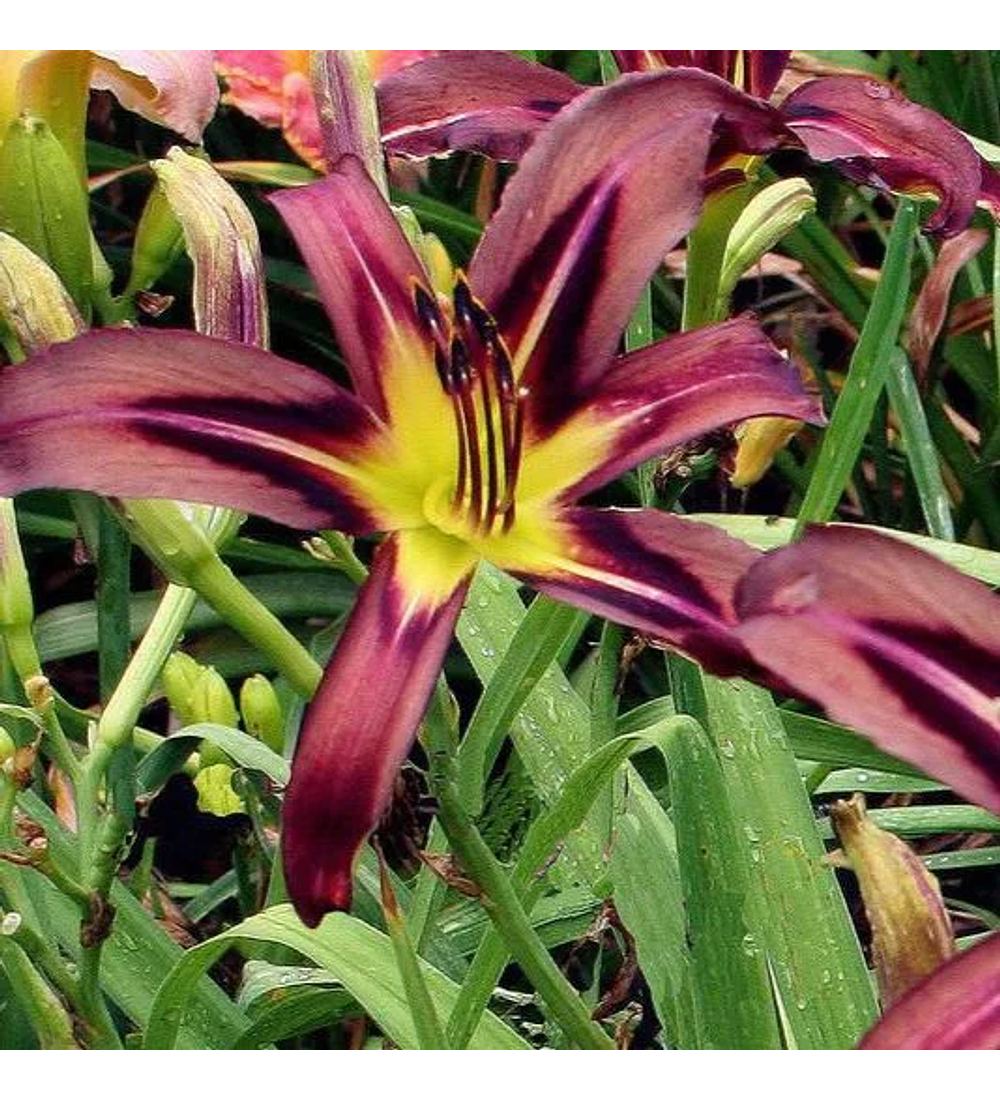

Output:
xmin=543 ymin=316 xmax=822 ymax=502
xmin=378 ymin=50 xmax=581 ymax=161
xmin=469 ymin=70 xmax=788 ymax=429
xmin=501 ymin=507 xmax=763 ymax=678
xmin=282 ymin=531 xmax=472 ymax=925
xmin=734 ymin=526 xmax=1000 ymax=814
xmin=0 ymin=328 xmax=386 ymax=533
xmin=781 ymin=76 xmax=992 ymax=236
xmin=859 ymin=932 xmax=1000 ymax=1049
xmin=270 ymin=156 xmax=433 ymax=421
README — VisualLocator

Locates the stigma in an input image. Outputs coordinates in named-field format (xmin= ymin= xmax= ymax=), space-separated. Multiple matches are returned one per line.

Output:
xmin=414 ymin=276 xmax=527 ymax=537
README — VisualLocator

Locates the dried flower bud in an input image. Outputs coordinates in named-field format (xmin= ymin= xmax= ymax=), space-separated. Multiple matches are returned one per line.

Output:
xmin=831 ymin=793 xmax=955 ymax=1006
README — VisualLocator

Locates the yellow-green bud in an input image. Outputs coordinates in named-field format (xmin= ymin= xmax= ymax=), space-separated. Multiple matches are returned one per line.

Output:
xmin=0 ymin=114 xmax=93 ymax=316
xmin=193 ymin=763 xmax=245 ymax=817
xmin=151 ymin=148 xmax=268 ymax=347
xmin=189 ymin=667 xmax=239 ymax=730
xmin=0 ymin=232 xmax=84 ymax=354
xmin=716 ymin=177 xmax=815 ymax=312
xmin=239 ymin=674 xmax=284 ymax=754
xmin=161 ymin=651 xmax=203 ymax=726
xmin=126 ymin=179 xmax=185 ymax=298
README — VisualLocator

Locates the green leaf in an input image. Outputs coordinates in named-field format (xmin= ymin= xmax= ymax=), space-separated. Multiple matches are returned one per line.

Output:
xmin=687 ymin=513 xmax=1000 ymax=585
xmin=884 ymin=348 xmax=955 ymax=540
xmin=144 ymin=905 xmax=529 ymax=1050
xmin=817 ymin=805 xmax=1000 ymax=840
xmin=234 ymin=962 xmax=356 ymax=1049
xmin=796 ymin=198 xmax=919 ymax=531
xmin=456 ymin=594 xmax=586 ymax=816
xmin=664 ymin=715 xmax=782 ymax=1048
xmin=668 ymin=666 xmax=878 ymax=1048
xmin=33 ymin=571 xmax=354 ymax=662
xmin=136 ymin=721 xmax=290 ymax=794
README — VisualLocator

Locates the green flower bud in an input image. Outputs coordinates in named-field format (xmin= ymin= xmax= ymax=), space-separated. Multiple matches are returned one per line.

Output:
xmin=126 ymin=179 xmax=185 ymax=299
xmin=189 ymin=666 xmax=239 ymax=730
xmin=0 ymin=114 xmax=93 ymax=316
xmin=239 ymin=674 xmax=284 ymax=754
xmin=161 ymin=651 xmax=203 ymax=727
xmin=193 ymin=762 xmax=245 ymax=817
xmin=716 ymin=177 xmax=815 ymax=311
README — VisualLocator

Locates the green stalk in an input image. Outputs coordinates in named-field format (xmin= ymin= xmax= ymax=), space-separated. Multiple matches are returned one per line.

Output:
xmin=183 ymin=553 xmax=322 ymax=697
xmin=378 ymin=853 xmax=449 ymax=1049
xmin=0 ymin=927 xmax=78 ymax=1048
xmin=426 ymin=691 xmax=613 ymax=1050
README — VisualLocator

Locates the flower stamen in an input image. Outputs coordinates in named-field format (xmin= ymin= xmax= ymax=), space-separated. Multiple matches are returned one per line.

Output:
xmin=414 ymin=276 xmax=527 ymax=537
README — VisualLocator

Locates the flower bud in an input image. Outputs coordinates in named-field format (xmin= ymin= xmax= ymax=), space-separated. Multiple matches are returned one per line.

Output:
xmin=239 ymin=674 xmax=284 ymax=755
xmin=161 ymin=651 xmax=203 ymax=727
xmin=716 ymin=177 xmax=815 ymax=310
xmin=0 ymin=232 xmax=84 ymax=353
xmin=189 ymin=666 xmax=239 ymax=731
xmin=125 ymin=179 xmax=185 ymax=299
xmin=730 ymin=415 xmax=803 ymax=488
xmin=151 ymin=148 xmax=268 ymax=347
xmin=0 ymin=727 xmax=16 ymax=767
xmin=831 ymin=793 xmax=955 ymax=1006
xmin=0 ymin=498 xmax=33 ymax=633
xmin=0 ymin=114 xmax=93 ymax=316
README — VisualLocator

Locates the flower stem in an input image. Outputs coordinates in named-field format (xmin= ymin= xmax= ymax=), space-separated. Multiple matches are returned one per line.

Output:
xmin=425 ymin=688 xmax=614 ymax=1051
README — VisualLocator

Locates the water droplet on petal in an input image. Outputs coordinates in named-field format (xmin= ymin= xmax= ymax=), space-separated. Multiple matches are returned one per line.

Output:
xmin=863 ymin=80 xmax=892 ymax=100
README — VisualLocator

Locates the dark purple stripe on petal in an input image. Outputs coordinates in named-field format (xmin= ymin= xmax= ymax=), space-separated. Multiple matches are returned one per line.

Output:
xmin=553 ymin=316 xmax=822 ymax=499
xmin=508 ymin=507 xmax=764 ymax=678
xmin=744 ymin=52 xmax=791 ymax=99
xmin=0 ymin=328 xmax=386 ymax=533
xmin=781 ymin=77 xmax=987 ymax=236
xmin=377 ymin=51 xmax=580 ymax=161
xmin=282 ymin=533 xmax=471 ymax=926
xmin=271 ymin=157 xmax=433 ymax=420
xmin=860 ymin=933 xmax=1000 ymax=1049
xmin=735 ymin=526 xmax=1000 ymax=813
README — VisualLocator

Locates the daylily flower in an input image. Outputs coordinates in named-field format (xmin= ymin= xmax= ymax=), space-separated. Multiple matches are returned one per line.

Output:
xmin=215 ymin=50 xmax=434 ymax=170
xmin=0 ymin=73 xmax=818 ymax=925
